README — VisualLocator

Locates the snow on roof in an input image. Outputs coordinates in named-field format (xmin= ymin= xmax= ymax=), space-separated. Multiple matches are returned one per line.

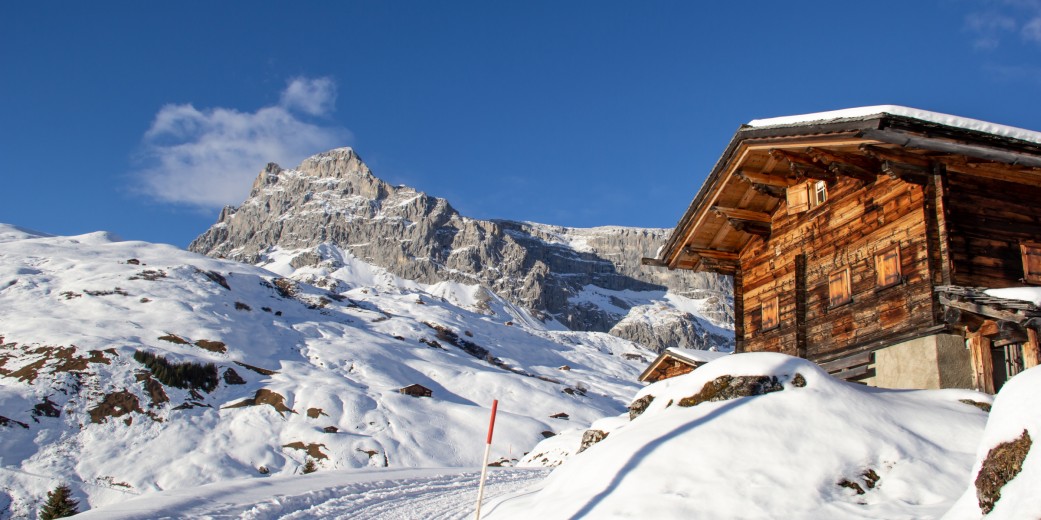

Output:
xmin=663 ymin=347 xmax=729 ymax=365
xmin=746 ymin=105 xmax=1041 ymax=145
xmin=983 ymin=287 xmax=1041 ymax=307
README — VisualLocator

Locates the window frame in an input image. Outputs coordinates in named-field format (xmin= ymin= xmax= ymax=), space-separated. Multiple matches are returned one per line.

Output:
xmin=812 ymin=180 xmax=828 ymax=207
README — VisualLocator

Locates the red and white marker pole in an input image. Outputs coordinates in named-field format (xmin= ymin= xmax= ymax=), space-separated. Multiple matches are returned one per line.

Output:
xmin=474 ymin=399 xmax=499 ymax=520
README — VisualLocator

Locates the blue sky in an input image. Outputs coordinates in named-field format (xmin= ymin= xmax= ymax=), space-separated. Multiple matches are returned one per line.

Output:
xmin=3 ymin=1 xmax=1041 ymax=248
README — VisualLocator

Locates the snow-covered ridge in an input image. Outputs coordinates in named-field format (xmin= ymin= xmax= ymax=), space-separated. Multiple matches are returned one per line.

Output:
xmin=747 ymin=105 xmax=1041 ymax=145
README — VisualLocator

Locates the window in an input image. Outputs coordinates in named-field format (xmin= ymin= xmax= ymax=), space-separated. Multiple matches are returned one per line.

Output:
xmin=829 ymin=268 xmax=852 ymax=308
xmin=761 ymin=296 xmax=779 ymax=331
xmin=813 ymin=180 xmax=828 ymax=206
xmin=875 ymin=246 xmax=902 ymax=288
xmin=786 ymin=184 xmax=809 ymax=215
xmin=1021 ymin=242 xmax=1041 ymax=284
xmin=786 ymin=181 xmax=828 ymax=215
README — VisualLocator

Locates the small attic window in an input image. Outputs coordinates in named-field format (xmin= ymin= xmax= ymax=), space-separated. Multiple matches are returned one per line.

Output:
xmin=812 ymin=180 xmax=828 ymax=206
xmin=1021 ymin=242 xmax=1041 ymax=284
xmin=786 ymin=181 xmax=828 ymax=215
xmin=829 ymin=267 xmax=852 ymax=308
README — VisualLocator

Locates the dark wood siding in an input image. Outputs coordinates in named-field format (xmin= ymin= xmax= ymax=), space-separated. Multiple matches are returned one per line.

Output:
xmin=738 ymin=175 xmax=937 ymax=361
xmin=946 ymin=170 xmax=1041 ymax=288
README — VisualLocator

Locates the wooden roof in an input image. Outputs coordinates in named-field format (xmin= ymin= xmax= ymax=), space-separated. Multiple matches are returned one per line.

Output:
xmin=647 ymin=112 xmax=1041 ymax=274
xmin=637 ymin=347 xmax=729 ymax=382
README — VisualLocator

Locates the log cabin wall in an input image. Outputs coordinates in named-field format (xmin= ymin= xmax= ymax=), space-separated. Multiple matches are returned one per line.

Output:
xmin=944 ymin=168 xmax=1041 ymax=288
xmin=739 ymin=174 xmax=937 ymax=361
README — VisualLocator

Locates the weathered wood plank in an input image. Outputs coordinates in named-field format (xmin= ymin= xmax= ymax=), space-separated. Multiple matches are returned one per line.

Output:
xmin=818 ymin=351 xmax=872 ymax=373
xmin=968 ymin=332 xmax=996 ymax=394
xmin=1025 ymin=328 xmax=1040 ymax=369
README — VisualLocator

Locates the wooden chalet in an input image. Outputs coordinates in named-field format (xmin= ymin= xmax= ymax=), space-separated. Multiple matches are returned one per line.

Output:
xmin=644 ymin=106 xmax=1041 ymax=392
xmin=639 ymin=348 xmax=729 ymax=383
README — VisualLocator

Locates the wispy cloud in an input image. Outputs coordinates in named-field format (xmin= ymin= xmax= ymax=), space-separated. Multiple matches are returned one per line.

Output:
xmin=1023 ymin=16 xmax=1041 ymax=43
xmin=965 ymin=11 xmax=1017 ymax=49
xmin=134 ymin=77 xmax=349 ymax=208
xmin=964 ymin=0 xmax=1041 ymax=49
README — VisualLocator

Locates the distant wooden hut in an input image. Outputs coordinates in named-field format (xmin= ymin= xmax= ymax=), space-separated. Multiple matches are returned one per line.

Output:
xmin=399 ymin=384 xmax=432 ymax=398
xmin=638 ymin=348 xmax=729 ymax=383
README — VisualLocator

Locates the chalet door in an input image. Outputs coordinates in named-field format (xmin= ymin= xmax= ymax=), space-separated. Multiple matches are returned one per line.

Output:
xmin=991 ymin=343 xmax=1025 ymax=392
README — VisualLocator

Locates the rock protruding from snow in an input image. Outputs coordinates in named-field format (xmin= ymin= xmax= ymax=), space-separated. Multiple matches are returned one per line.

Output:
xmin=188 ymin=148 xmax=732 ymax=351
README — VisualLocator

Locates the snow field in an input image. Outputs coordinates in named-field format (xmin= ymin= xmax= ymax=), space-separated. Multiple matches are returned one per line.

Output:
xmin=0 ymin=225 xmax=651 ymax=517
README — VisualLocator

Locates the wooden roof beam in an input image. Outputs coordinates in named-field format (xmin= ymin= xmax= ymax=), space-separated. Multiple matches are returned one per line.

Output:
xmin=711 ymin=206 xmax=771 ymax=223
xmin=711 ymin=205 xmax=772 ymax=238
xmin=737 ymin=170 xmax=791 ymax=199
xmin=860 ymin=144 xmax=934 ymax=169
xmin=769 ymin=149 xmax=835 ymax=182
xmin=806 ymin=147 xmax=881 ymax=173
xmin=683 ymin=247 xmax=739 ymax=261
xmin=738 ymin=169 xmax=794 ymax=187
xmin=806 ymin=147 xmax=880 ymax=183
xmin=881 ymin=160 xmax=931 ymax=185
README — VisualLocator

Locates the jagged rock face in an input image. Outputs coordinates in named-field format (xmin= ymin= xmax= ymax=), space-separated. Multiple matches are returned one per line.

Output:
xmin=190 ymin=148 xmax=733 ymax=348
xmin=609 ymin=308 xmax=732 ymax=353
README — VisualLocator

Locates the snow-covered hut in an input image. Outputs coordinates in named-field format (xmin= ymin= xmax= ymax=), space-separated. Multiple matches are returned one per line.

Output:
xmin=638 ymin=347 xmax=729 ymax=383
xmin=645 ymin=106 xmax=1041 ymax=392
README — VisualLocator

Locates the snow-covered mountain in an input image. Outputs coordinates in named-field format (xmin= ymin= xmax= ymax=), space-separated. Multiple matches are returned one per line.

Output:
xmin=0 ymin=224 xmax=659 ymax=518
xmin=188 ymin=148 xmax=733 ymax=353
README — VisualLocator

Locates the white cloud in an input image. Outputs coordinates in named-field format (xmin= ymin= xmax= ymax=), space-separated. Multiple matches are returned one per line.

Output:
xmin=280 ymin=77 xmax=337 ymax=116
xmin=965 ymin=11 xmax=1018 ymax=49
xmin=963 ymin=0 xmax=1041 ymax=49
xmin=134 ymin=77 xmax=349 ymax=208
xmin=1023 ymin=16 xmax=1041 ymax=43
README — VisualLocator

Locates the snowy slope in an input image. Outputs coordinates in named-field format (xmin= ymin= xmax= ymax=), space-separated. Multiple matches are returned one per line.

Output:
xmin=943 ymin=365 xmax=1041 ymax=520
xmin=70 ymin=353 xmax=1039 ymax=519
xmin=72 ymin=467 xmax=550 ymax=520
xmin=0 ymin=224 xmax=653 ymax=518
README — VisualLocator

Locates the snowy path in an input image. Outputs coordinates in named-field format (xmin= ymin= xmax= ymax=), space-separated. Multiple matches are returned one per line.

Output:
xmin=74 ymin=467 xmax=550 ymax=520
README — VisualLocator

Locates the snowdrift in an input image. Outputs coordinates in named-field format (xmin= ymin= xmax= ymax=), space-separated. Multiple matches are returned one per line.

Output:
xmin=943 ymin=365 xmax=1041 ymax=520
xmin=488 ymin=353 xmax=993 ymax=519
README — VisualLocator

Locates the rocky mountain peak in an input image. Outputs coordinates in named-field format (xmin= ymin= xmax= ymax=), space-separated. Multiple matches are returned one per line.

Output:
xmin=191 ymin=148 xmax=733 ymax=352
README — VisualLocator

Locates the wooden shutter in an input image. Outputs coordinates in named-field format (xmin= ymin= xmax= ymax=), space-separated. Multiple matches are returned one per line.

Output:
xmin=761 ymin=296 xmax=779 ymax=331
xmin=829 ymin=268 xmax=851 ymax=308
xmin=786 ymin=183 xmax=809 ymax=215
xmin=875 ymin=247 xmax=902 ymax=288
xmin=1021 ymin=243 xmax=1041 ymax=284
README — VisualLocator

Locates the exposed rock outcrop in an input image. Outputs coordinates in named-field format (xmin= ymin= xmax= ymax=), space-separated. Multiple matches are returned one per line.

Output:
xmin=189 ymin=148 xmax=733 ymax=350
